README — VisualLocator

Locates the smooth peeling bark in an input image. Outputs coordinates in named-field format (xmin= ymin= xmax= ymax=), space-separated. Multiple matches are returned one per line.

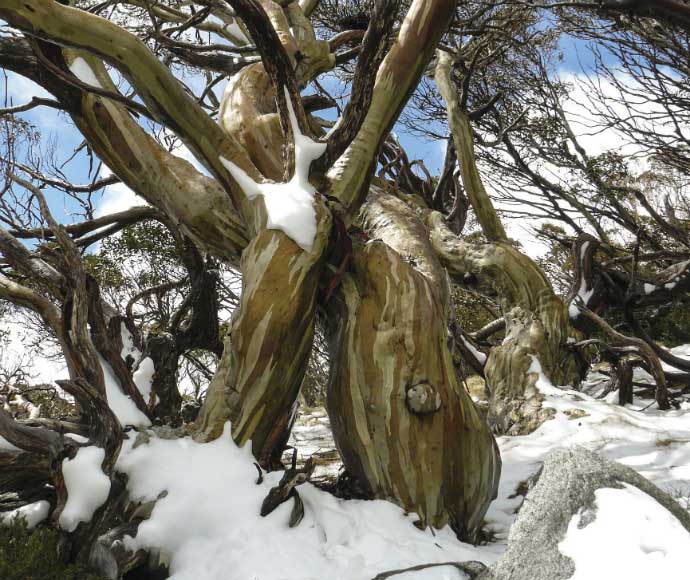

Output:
xmin=326 ymin=0 xmax=457 ymax=214
xmin=433 ymin=52 xmax=584 ymax=433
xmin=197 ymin=203 xmax=332 ymax=467
xmin=323 ymin=189 xmax=500 ymax=541
xmin=0 ymin=42 xmax=250 ymax=263
xmin=67 ymin=55 xmax=251 ymax=264
xmin=427 ymin=213 xmax=584 ymax=434
xmin=0 ymin=0 xmax=261 ymax=219
xmin=435 ymin=51 xmax=507 ymax=242
xmin=220 ymin=63 xmax=287 ymax=181
xmin=325 ymin=239 xmax=500 ymax=541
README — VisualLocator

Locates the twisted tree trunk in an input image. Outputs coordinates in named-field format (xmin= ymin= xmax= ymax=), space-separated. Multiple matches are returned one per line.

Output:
xmin=325 ymin=189 xmax=500 ymax=540
xmin=1 ymin=0 xmax=502 ymax=547
xmin=434 ymin=51 xmax=585 ymax=434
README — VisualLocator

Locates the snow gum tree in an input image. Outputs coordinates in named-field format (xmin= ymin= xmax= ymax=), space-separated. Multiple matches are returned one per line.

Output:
xmin=0 ymin=0 xmax=499 ymax=551
xmin=1 ymin=0 xmax=687 ymax=575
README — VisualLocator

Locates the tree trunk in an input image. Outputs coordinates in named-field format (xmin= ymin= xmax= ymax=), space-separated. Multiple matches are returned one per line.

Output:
xmin=325 ymin=189 xmax=501 ymax=541
xmin=197 ymin=214 xmax=331 ymax=468
xmin=427 ymin=214 xmax=585 ymax=434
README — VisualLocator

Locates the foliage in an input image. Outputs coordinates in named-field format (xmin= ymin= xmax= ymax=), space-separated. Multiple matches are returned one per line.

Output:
xmin=0 ymin=518 xmax=106 ymax=580
xmin=643 ymin=302 xmax=690 ymax=348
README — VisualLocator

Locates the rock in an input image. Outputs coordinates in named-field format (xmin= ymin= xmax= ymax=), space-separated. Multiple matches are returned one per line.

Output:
xmin=479 ymin=447 xmax=690 ymax=580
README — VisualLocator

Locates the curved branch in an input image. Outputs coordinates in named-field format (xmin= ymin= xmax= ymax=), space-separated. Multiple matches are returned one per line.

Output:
xmin=435 ymin=50 xmax=507 ymax=242
xmin=326 ymin=0 xmax=457 ymax=216
xmin=0 ymin=0 xmax=261 ymax=217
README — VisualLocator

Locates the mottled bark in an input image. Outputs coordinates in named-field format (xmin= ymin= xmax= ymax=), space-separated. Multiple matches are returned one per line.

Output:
xmin=2 ymin=0 xmax=506 ymax=544
xmin=325 ymin=189 xmax=500 ymax=541
xmin=434 ymin=52 xmax=584 ymax=434
xmin=197 ymin=213 xmax=332 ymax=468
xmin=428 ymin=214 xmax=584 ymax=434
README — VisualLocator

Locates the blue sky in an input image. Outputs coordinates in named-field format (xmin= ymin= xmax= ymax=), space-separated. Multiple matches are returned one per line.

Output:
xmin=3 ymin=67 xmax=449 ymax=229
xmin=1 ymin=23 xmax=616 ymax=244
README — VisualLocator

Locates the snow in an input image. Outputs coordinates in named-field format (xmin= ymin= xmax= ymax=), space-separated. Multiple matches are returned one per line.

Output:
xmin=527 ymin=356 xmax=563 ymax=397
xmin=644 ymin=283 xmax=656 ymax=294
xmin=116 ymin=423 xmax=501 ymax=580
xmin=484 ymin=364 xmax=690 ymax=541
xmin=59 ymin=446 xmax=111 ymax=532
xmin=559 ymin=483 xmax=690 ymax=579
xmin=3 ymin=305 xmax=690 ymax=579
xmin=394 ymin=567 xmax=468 ymax=580
xmin=120 ymin=323 xmax=142 ymax=361
xmin=106 ymin=347 xmax=690 ymax=580
xmin=633 ymin=344 xmax=690 ymax=377
xmin=568 ymin=242 xmax=596 ymax=318
xmin=133 ymin=357 xmax=155 ymax=402
xmin=0 ymin=500 xmax=51 ymax=530
xmin=68 ymin=57 xmax=103 ymax=88
xmin=459 ymin=335 xmax=487 ymax=364
xmin=220 ymin=88 xmax=325 ymax=252
xmin=100 ymin=356 xmax=151 ymax=427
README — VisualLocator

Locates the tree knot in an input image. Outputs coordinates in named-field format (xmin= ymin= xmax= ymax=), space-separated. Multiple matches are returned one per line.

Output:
xmin=405 ymin=382 xmax=441 ymax=415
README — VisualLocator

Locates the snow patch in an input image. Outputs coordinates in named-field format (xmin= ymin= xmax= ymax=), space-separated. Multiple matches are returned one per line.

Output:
xmin=220 ymin=88 xmax=325 ymax=252
xmin=116 ymin=423 xmax=500 ymax=580
xmin=0 ymin=500 xmax=51 ymax=530
xmin=527 ymin=356 xmax=562 ymax=396
xmin=133 ymin=357 xmax=155 ymax=402
xmin=120 ymin=323 xmax=142 ymax=362
xmin=484 ymin=359 xmax=690 ymax=542
xmin=59 ymin=446 xmax=111 ymax=532
xmin=460 ymin=335 xmax=487 ymax=364
xmin=569 ymin=242 xmax=595 ymax=319
xmin=559 ymin=483 xmax=690 ymax=579
xmin=68 ymin=57 xmax=103 ymax=88
xmin=100 ymin=356 xmax=150 ymax=427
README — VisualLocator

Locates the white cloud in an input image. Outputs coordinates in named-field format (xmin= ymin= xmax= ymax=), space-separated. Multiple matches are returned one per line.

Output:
xmin=95 ymin=164 xmax=147 ymax=217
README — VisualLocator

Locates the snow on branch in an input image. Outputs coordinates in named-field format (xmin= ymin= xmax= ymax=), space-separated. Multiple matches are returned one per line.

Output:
xmin=220 ymin=88 xmax=325 ymax=252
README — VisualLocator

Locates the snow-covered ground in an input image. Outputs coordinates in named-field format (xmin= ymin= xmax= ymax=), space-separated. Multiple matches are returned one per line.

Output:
xmin=110 ymin=365 xmax=690 ymax=580
xmin=2 ymin=332 xmax=690 ymax=579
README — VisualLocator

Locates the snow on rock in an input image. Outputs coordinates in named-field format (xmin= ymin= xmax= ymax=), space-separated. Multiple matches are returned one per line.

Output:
xmin=68 ymin=57 xmax=103 ymax=88
xmin=108 ymin=355 xmax=690 ymax=580
xmin=100 ymin=356 xmax=151 ymax=427
xmin=559 ymin=483 xmax=690 ymax=579
xmin=59 ymin=446 xmax=111 ymax=532
xmin=116 ymin=423 xmax=500 ymax=580
xmin=484 ymin=363 xmax=690 ymax=541
xmin=0 ymin=500 xmax=51 ymax=530
xmin=220 ymin=88 xmax=325 ymax=252
xmin=133 ymin=357 xmax=155 ymax=402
